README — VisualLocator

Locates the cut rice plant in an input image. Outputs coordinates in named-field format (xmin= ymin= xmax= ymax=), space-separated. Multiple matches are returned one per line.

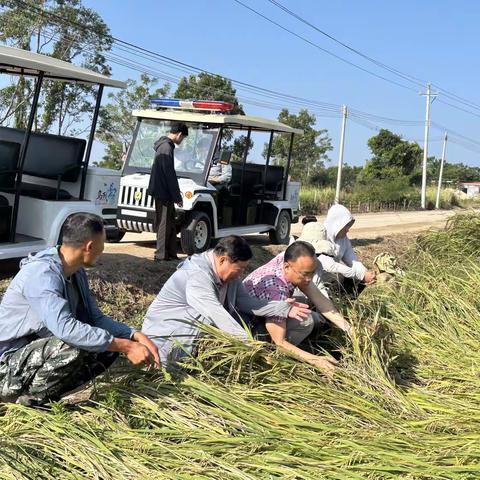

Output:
xmin=1 ymin=212 xmax=480 ymax=478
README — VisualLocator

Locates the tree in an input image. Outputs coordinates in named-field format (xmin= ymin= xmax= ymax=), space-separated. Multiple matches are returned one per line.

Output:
xmin=309 ymin=164 xmax=362 ymax=189
xmin=358 ymin=129 xmax=423 ymax=184
xmin=427 ymin=158 xmax=480 ymax=185
xmin=174 ymin=73 xmax=244 ymax=115
xmin=266 ymin=109 xmax=332 ymax=183
xmin=96 ymin=74 xmax=170 ymax=169
xmin=231 ymin=135 xmax=254 ymax=162
xmin=0 ymin=0 xmax=112 ymax=135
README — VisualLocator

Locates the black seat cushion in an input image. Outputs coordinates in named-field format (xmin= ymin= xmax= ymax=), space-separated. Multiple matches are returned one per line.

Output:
xmin=0 ymin=140 xmax=21 ymax=191
xmin=0 ymin=194 xmax=9 ymax=206
xmin=0 ymin=127 xmax=85 ymax=182
xmin=20 ymin=183 xmax=72 ymax=200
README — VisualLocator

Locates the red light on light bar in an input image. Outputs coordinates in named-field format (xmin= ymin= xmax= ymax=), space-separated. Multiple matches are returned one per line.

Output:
xmin=192 ymin=100 xmax=234 ymax=111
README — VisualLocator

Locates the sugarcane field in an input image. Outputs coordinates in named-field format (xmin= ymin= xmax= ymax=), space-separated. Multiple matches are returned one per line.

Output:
xmin=2 ymin=1 xmax=480 ymax=478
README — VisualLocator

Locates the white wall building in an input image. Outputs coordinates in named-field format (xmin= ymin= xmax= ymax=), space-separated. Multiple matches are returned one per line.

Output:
xmin=459 ymin=182 xmax=480 ymax=197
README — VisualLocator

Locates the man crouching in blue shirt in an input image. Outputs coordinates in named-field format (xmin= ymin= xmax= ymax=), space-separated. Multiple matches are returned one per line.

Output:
xmin=0 ymin=213 xmax=160 ymax=406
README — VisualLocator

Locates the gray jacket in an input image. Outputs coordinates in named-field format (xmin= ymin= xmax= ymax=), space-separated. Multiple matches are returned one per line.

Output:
xmin=142 ymin=251 xmax=292 ymax=365
xmin=208 ymin=162 xmax=232 ymax=184
xmin=0 ymin=247 xmax=134 ymax=358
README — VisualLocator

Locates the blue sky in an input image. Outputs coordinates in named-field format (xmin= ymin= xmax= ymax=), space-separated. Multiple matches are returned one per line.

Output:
xmin=83 ymin=0 xmax=480 ymax=169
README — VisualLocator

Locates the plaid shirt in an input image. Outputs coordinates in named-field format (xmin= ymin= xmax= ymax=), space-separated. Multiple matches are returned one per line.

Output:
xmin=243 ymin=253 xmax=294 ymax=324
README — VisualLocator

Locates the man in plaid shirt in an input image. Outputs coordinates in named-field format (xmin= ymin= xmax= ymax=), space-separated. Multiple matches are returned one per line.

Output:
xmin=244 ymin=241 xmax=351 ymax=376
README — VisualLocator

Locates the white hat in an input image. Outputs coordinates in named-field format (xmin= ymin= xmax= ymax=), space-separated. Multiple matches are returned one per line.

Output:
xmin=297 ymin=222 xmax=335 ymax=256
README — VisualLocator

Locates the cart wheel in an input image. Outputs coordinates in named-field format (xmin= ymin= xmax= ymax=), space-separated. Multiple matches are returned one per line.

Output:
xmin=106 ymin=229 xmax=126 ymax=243
xmin=269 ymin=210 xmax=291 ymax=244
xmin=181 ymin=211 xmax=212 ymax=255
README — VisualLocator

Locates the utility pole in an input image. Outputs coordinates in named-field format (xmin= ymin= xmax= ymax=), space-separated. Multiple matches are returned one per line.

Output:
xmin=420 ymin=83 xmax=438 ymax=209
xmin=435 ymin=131 xmax=448 ymax=209
xmin=335 ymin=104 xmax=348 ymax=204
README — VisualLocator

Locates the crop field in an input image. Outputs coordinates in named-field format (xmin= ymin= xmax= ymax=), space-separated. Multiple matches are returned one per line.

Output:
xmin=0 ymin=214 xmax=479 ymax=479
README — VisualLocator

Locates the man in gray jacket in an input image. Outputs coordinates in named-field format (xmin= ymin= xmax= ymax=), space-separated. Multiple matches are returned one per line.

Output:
xmin=142 ymin=235 xmax=310 ymax=368
xmin=0 ymin=213 xmax=159 ymax=406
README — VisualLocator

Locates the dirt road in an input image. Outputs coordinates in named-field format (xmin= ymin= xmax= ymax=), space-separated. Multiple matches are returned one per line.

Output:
xmin=306 ymin=209 xmax=460 ymax=239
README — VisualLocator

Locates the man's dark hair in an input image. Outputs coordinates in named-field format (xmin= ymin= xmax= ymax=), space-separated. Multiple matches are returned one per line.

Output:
xmin=61 ymin=213 xmax=104 ymax=247
xmin=170 ymin=122 xmax=189 ymax=136
xmin=302 ymin=215 xmax=318 ymax=226
xmin=284 ymin=240 xmax=315 ymax=262
xmin=213 ymin=235 xmax=252 ymax=262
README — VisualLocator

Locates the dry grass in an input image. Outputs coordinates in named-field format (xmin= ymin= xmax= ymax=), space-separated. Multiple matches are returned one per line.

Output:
xmin=4 ymin=226 xmax=477 ymax=478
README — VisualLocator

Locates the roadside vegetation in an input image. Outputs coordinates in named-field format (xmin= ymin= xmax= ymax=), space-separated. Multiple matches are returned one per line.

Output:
xmin=300 ymin=185 xmax=480 ymax=214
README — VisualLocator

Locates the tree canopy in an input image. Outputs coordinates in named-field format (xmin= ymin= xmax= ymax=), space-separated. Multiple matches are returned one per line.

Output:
xmin=266 ymin=108 xmax=332 ymax=183
xmin=0 ymin=0 xmax=112 ymax=135
xmin=174 ymin=73 xmax=244 ymax=115
xmin=359 ymin=129 xmax=423 ymax=183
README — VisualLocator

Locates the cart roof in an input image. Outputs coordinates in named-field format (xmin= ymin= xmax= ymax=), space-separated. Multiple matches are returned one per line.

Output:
xmin=132 ymin=109 xmax=304 ymax=135
xmin=0 ymin=44 xmax=125 ymax=88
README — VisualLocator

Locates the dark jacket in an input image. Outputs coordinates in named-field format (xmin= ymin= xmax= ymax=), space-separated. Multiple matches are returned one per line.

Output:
xmin=147 ymin=136 xmax=182 ymax=203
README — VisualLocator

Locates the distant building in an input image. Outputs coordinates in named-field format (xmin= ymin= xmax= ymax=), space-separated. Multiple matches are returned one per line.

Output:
xmin=459 ymin=182 xmax=480 ymax=197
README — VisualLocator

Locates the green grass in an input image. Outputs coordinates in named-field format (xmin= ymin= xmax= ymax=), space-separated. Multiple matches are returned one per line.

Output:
xmin=2 ymin=213 xmax=480 ymax=478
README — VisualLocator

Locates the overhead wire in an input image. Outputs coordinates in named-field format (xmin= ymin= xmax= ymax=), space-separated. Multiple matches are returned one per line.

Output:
xmin=231 ymin=0 xmax=417 ymax=92
xmin=4 ymin=0 xmax=480 ymax=160
xmin=253 ymin=0 xmax=480 ymax=118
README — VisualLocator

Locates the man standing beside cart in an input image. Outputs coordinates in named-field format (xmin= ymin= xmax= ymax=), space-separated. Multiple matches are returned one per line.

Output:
xmin=147 ymin=122 xmax=189 ymax=261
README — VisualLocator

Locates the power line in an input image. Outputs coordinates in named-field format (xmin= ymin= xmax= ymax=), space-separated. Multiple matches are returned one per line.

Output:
xmin=231 ymin=0 xmax=418 ymax=92
xmin=7 ymin=0 xmax=345 ymax=114
xmin=265 ymin=0 xmax=426 ymax=89
xmin=38 ymin=24 xmax=342 ymax=117
xmin=253 ymin=0 xmax=480 ymax=118
xmin=4 ymin=0 xmax=480 ymax=160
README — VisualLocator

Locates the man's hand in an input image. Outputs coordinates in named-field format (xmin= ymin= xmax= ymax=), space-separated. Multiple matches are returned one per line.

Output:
xmin=363 ymin=270 xmax=377 ymax=285
xmin=133 ymin=332 xmax=161 ymax=368
xmin=306 ymin=354 xmax=338 ymax=377
xmin=108 ymin=337 xmax=158 ymax=368
xmin=285 ymin=297 xmax=310 ymax=321
xmin=125 ymin=342 xmax=155 ymax=367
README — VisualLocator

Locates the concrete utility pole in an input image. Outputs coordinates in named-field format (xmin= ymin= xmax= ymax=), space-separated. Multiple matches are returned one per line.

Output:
xmin=435 ymin=131 xmax=448 ymax=209
xmin=335 ymin=104 xmax=348 ymax=204
xmin=420 ymin=83 xmax=438 ymax=209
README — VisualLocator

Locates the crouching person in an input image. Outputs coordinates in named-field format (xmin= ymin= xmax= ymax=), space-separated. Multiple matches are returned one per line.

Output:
xmin=0 ymin=213 xmax=159 ymax=407
xmin=318 ymin=204 xmax=376 ymax=292
xmin=244 ymin=241 xmax=352 ymax=376
xmin=142 ymin=235 xmax=310 ymax=369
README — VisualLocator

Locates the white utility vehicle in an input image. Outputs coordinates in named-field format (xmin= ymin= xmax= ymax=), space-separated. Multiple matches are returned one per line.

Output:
xmin=117 ymin=98 xmax=302 ymax=254
xmin=0 ymin=45 xmax=125 ymax=260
